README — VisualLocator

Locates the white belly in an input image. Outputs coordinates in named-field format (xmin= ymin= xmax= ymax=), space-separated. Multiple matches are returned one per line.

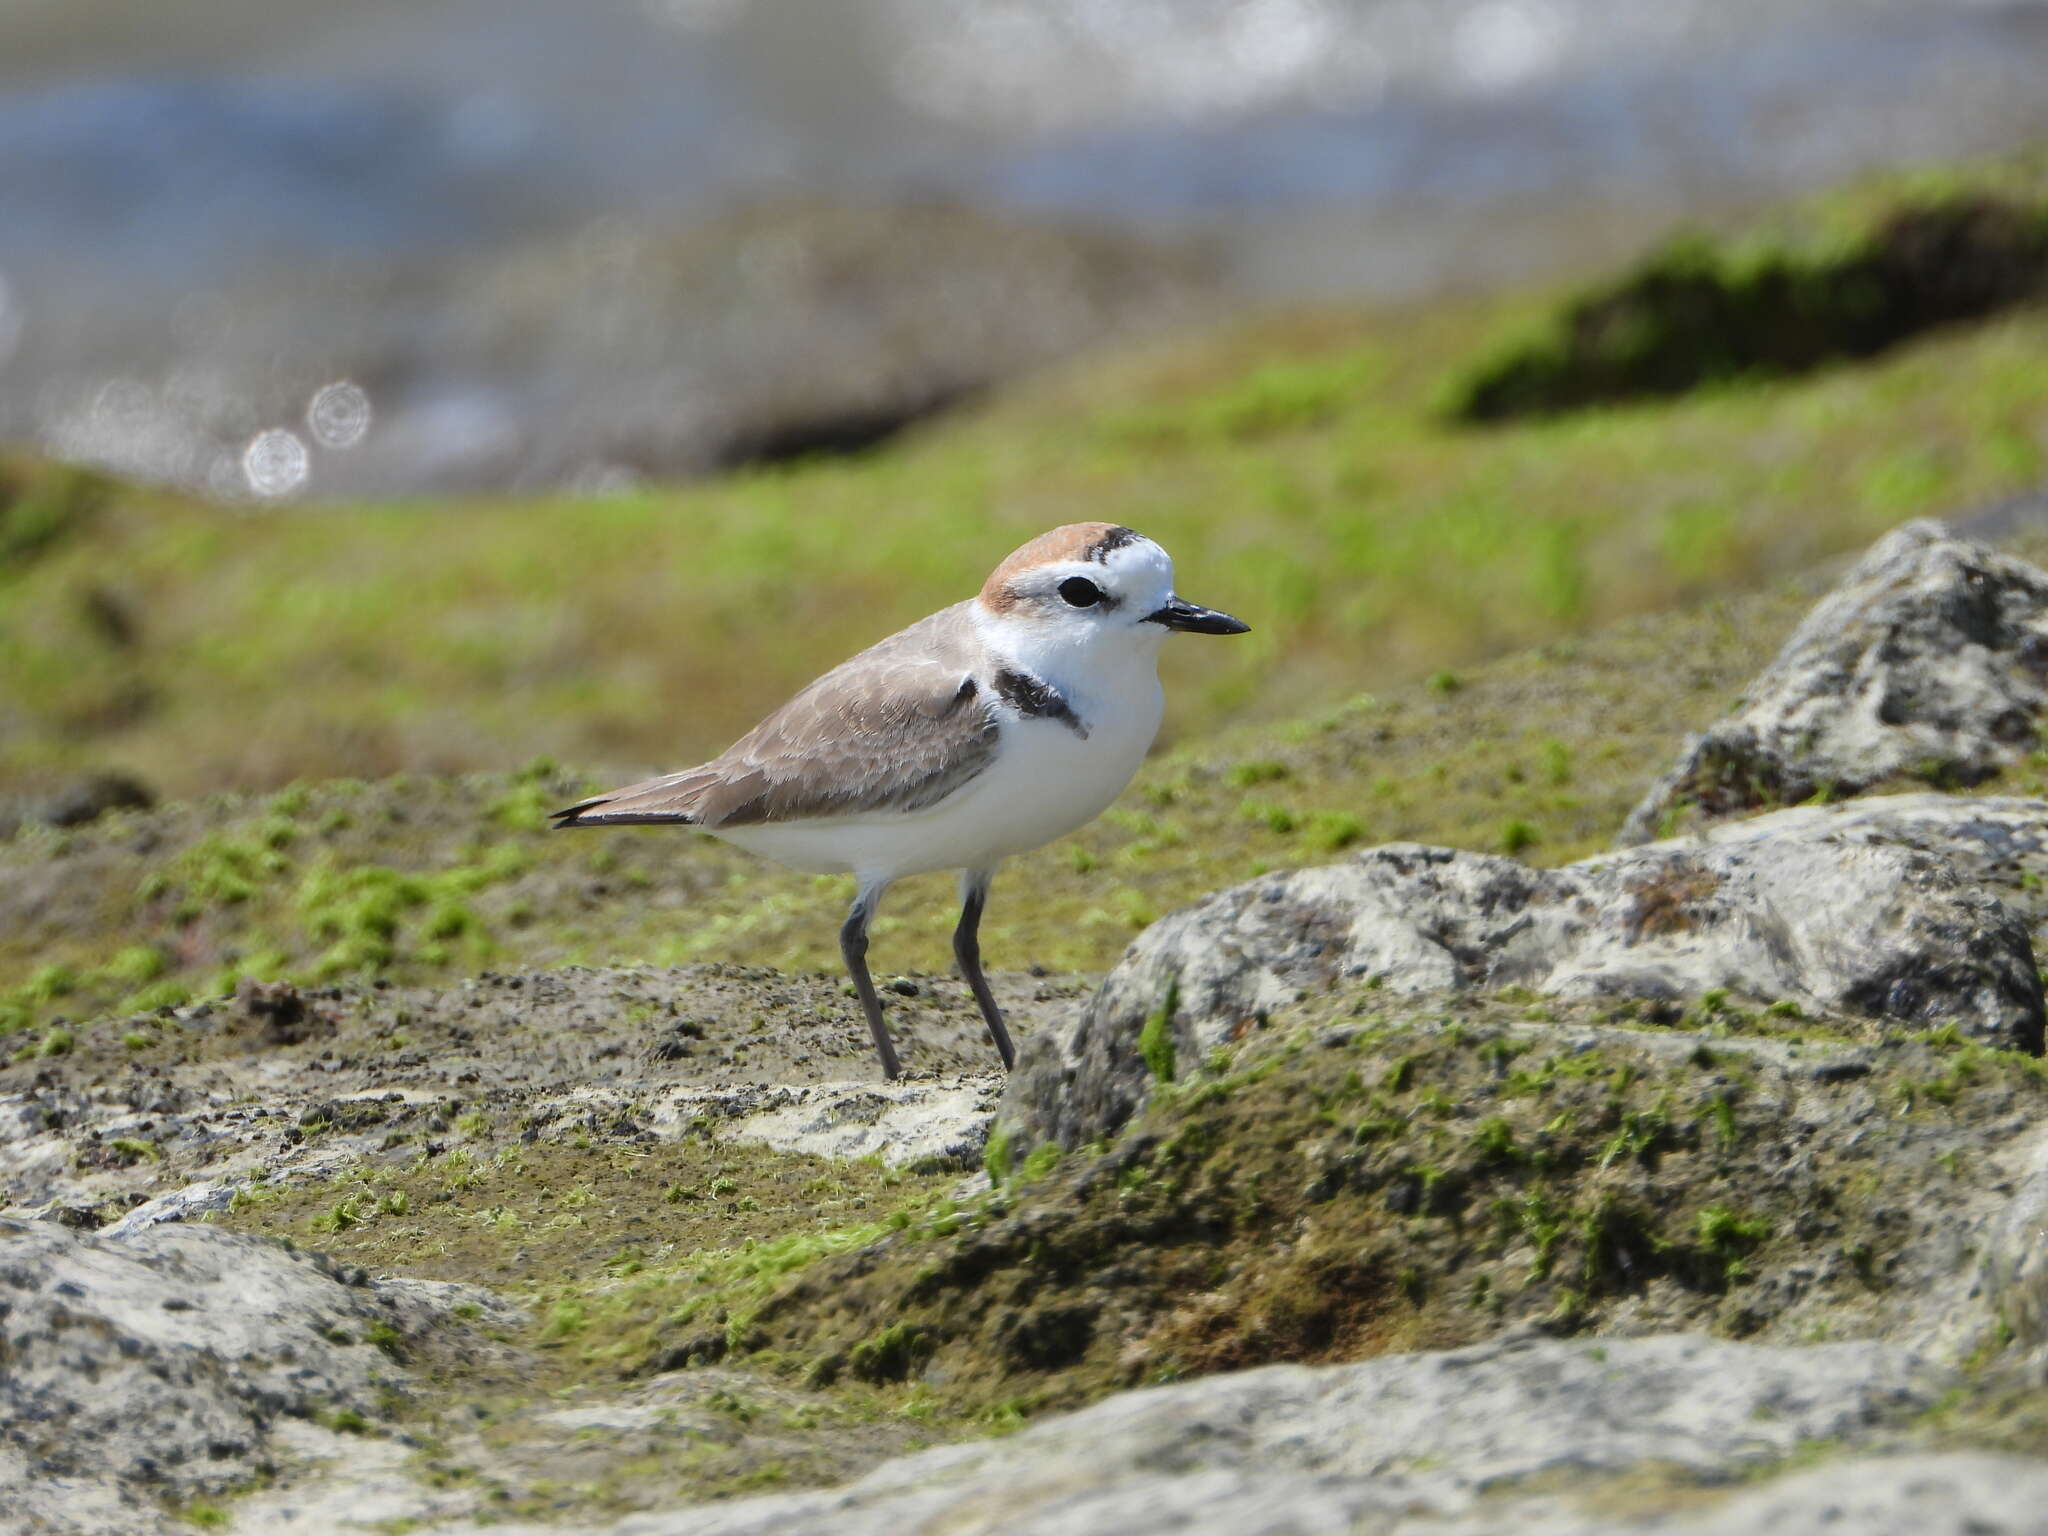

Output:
xmin=713 ymin=675 xmax=1163 ymax=882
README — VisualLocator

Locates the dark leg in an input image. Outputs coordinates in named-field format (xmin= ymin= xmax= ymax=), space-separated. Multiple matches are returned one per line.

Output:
xmin=840 ymin=885 xmax=902 ymax=1080
xmin=954 ymin=869 xmax=1016 ymax=1071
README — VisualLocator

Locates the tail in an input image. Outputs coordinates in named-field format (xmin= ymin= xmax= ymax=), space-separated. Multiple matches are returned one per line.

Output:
xmin=550 ymin=768 xmax=714 ymax=829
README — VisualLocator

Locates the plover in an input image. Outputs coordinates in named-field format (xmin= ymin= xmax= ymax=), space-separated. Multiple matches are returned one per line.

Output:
xmin=551 ymin=523 xmax=1247 ymax=1078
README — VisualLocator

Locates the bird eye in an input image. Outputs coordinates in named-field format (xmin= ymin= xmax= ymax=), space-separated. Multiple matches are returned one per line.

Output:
xmin=1059 ymin=577 xmax=1102 ymax=608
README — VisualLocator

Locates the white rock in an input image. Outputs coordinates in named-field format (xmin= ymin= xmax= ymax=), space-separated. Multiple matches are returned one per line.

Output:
xmin=1970 ymin=1129 xmax=2048 ymax=1376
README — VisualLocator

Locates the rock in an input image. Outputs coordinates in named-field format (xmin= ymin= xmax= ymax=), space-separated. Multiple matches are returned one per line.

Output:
xmin=39 ymin=770 xmax=155 ymax=828
xmin=1971 ymin=1130 xmax=2048 ymax=1376
xmin=1 ymin=965 xmax=1088 ymax=1221
xmin=0 ymin=769 xmax=153 ymax=839
xmin=1004 ymin=837 xmax=2043 ymax=1151
xmin=1656 ymin=792 xmax=2048 ymax=936
xmin=1435 ymin=1452 xmax=2048 ymax=1536
xmin=1450 ymin=194 xmax=2048 ymax=423
xmin=97 ymin=1178 xmax=239 ymax=1238
xmin=437 ymin=1333 xmax=1947 ymax=1536
xmin=649 ymin=1074 xmax=1005 ymax=1170
xmin=236 ymin=975 xmax=329 ymax=1046
xmin=0 ymin=1219 xmax=514 ymax=1535
xmin=1621 ymin=521 xmax=2048 ymax=843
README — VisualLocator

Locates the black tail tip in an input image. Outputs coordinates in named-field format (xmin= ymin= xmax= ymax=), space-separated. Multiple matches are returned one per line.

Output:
xmin=544 ymin=802 xmax=698 ymax=829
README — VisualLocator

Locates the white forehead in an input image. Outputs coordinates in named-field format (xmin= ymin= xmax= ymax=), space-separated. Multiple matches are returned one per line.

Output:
xmin=1098 ymin=536 xmax=1174 ymax=592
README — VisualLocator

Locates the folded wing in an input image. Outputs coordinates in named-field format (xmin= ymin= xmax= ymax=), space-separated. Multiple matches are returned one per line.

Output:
xmin=550 ymin=604 xmax=999 ymax=829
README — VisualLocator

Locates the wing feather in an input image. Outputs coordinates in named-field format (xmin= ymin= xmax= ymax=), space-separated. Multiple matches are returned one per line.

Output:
xmin=551 ymin=604 xmax=998 ymax=829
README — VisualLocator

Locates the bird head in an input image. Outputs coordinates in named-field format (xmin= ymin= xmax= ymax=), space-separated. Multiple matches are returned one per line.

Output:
xmin=975 ymin=522 xmax=1249 ymax=666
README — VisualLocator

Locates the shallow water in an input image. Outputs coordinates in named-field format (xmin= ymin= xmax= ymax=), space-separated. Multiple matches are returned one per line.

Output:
xmin=6 ymin=0 xmax=2048 ymax=494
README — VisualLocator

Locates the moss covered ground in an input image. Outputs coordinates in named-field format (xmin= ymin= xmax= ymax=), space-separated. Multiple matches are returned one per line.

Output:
xmin=217 ymin=1126 xmax=978 ymax=1510
xmin=199 ymin=993 xmax=2048 ymax=1492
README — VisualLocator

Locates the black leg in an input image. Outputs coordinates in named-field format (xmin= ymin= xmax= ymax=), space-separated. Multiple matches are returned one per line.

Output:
xmin=954 ymin=870 xmax=1016 ymax=1071
xmin=840 ymin=888 xmax=902 ymax=1080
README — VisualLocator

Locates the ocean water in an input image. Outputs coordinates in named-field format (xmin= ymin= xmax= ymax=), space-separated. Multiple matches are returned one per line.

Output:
xmin=6 ymin=0 xmax=2048 ymax=494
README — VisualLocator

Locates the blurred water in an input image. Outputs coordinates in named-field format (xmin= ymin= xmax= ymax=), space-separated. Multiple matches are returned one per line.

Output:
xmin=6 ymin=0 xmax=2048 ymax=494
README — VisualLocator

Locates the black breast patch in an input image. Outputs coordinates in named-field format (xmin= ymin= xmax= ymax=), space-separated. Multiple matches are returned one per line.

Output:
xmin=994 ymin=668 xmax=1088 ymax=739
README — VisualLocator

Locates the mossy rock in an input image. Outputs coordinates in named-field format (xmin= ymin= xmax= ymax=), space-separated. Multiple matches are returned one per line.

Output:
xmin=1450 ymin=195 xmax=2048 ymax=421
xmin=709 ymin=1000 xmax=2048 ymax=1419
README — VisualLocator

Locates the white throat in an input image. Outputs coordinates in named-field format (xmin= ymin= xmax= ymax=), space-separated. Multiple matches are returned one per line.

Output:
xmin=974 ymin=605 xmax=1167 ymax=717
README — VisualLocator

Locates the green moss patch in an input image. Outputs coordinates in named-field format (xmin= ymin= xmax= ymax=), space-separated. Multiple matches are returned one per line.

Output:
xmin=213 ymin=1134 xmax=983 ymax=1509
xmin=215 ymin=1127 xmax=956 ymax=1298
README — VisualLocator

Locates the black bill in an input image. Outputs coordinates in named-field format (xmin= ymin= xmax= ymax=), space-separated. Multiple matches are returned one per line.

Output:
xmin=1145 ymin=597 xmax=1250 ymax=635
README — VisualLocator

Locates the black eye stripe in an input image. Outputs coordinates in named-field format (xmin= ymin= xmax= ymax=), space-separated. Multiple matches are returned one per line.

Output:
xmin=1059 ymin=577 xmax=1103 ymax=608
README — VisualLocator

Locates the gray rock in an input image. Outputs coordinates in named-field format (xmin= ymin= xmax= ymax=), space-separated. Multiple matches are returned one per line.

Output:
xmin=1656 ymin=791 xmax=2048 ymax=933
xmin=97 ymin=1178 xmax=239 ymax=1238
xmin=648 ymin=1074 xmax=1004 ymax=1169
xmin=1972 ymin=1130 xmax=2048 ymax=1375
xmin=0 ymin=1219 xmax=513 ymax=1535
xmin=439 ymin=1334 xmax=1946 ymax=1536
xmin=537 ymin=1073 xmax=1004 ymax=1170
xmin=1621 ymin=521 xmax=2048 ymax=844
xmin=1004 ymin=837 xmax=2042 ymax=1151
xmin=1429 ymin=1452 xmax=2048 ymax=1536
xmin=0 ymin=965 xmax=1090 ymax=1221
xmin=0 ymin=770 xmax=154 ymax=840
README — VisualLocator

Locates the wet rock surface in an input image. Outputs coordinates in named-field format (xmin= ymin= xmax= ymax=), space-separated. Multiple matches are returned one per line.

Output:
xmin=1003 ymin=833 xmax=2043 ymax=1152
xmin=1621 ymin=521 xmax=2048 ymax=843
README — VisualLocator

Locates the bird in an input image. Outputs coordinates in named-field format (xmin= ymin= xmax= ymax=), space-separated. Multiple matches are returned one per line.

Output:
xmin=550 ymin=522 xmax=1248 ymax=1079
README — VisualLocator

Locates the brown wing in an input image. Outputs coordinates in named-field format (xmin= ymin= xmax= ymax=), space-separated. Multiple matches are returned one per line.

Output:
xmin=550 ymin=604 xmax=998 ymax=829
